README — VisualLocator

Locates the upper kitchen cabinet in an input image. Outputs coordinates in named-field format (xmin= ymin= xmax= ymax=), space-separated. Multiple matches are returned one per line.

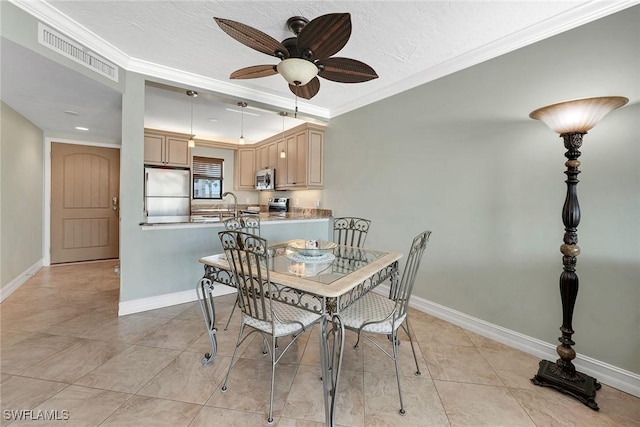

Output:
xmin=276 ymin=138 xmax=287 ymax=188
xmin=248 ymin=123 xmax=324 ymax=190
xmin=234 ymin=147 xmax=256 ymax=190
xmin=256 ymin=141 xmax=278 ymax=171
xmin=144 ymin=129 xmax=191 ymax=167
xmin=281 ymin=125 xmax=324 ymax=189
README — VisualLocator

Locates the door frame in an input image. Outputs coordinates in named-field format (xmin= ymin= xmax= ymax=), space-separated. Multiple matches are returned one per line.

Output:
xmin=44 ymin=137 xmax=121 ymax=266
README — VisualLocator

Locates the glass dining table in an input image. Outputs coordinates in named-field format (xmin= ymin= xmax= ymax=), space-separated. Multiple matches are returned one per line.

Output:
xmin=197 ymin=239 xmax=402 ymax=426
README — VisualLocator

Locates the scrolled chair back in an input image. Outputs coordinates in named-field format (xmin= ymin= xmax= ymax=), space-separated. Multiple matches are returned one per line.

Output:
xmin=218 ymin=230 xmax=271 ymax=322
xmin=223 ymin=215 xmax=261 ymax=236
xmin=333 ymin=217 xmax=371 ymax=248
xmin=391 ymin=230 xmax=432 ymax=316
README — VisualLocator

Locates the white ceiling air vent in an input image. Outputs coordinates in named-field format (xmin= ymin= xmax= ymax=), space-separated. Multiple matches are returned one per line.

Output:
xmin=38 ymin=23 xmax=119 ymax=82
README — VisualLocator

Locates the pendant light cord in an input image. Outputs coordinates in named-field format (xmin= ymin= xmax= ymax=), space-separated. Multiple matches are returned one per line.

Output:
xmin=186 ymin=90 xmax=197 ymax=146
xmin=190 ymin=96 xmax=194 ymax=137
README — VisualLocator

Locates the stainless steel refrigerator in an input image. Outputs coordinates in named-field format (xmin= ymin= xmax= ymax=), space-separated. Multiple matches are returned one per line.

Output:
xmin=144 ymin=167 xmax=190 ymax=217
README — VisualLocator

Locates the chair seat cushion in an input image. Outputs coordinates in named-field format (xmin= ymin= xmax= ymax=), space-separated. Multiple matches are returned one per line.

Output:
xmin=244 ymin=299 xmax=322 ymax=337
xmin=340 ymin=292 xmax=405 ymax=334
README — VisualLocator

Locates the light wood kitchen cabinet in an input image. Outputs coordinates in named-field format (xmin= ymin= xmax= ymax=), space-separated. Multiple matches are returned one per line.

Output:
xmin=144 ymin=130 xmax=191 ymax=167
xmin=276 ymin=138 xmax=287 ymax=188
xmin=256 ymin=144 xmax=267 ymax=171
xmin=306 ymin=128 xmax=324 ymax=187
xmin=234 ymin=147 xmax=256 ymax=190
xmin=256 ymin=141 xmax=277 ymax=170
xmin=234 ymin=123 xmax=324 ymax=191
xmin=286 ymin=131 xmax=307 ymax=187
xmin=280 ymin=125 xmax=324 ymax=189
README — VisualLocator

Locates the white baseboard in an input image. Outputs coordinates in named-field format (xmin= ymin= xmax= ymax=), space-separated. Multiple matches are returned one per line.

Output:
xmin=118 ymin=283 xmax=236 ymax=316
xmin=117 ymin=281 xmax=639 ymax=397
xmin=372 ymin=285 xmax=640 ymax=398
xmin=0 ymin=259 xmax=43 ymax=302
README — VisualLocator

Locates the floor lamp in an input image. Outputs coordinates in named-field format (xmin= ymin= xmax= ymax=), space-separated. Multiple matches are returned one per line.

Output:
xmin=529 ymin=96 xmax=628 ymax=410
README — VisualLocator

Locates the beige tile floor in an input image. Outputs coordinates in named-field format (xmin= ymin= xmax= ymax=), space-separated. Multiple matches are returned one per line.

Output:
xmin=1 ymin=260 xmax=638 ymax=426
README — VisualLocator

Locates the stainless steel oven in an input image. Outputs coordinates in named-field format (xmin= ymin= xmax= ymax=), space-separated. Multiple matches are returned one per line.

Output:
xmin=256 ymin=168 xmax=275 ymax=190
xmin=268 ymin=197 xmax=289 ymax=216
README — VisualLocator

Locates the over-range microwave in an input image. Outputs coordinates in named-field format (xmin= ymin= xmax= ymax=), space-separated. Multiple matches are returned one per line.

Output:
xmin=256 ymin=168 xmax=275 ymax=190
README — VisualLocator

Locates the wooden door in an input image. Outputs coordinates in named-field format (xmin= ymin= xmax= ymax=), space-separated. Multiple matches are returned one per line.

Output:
xmin=51 ymin=143 xmax=120 ymax=264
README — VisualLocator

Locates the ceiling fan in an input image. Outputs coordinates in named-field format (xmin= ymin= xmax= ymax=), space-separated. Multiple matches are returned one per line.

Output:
xmin=213 ymin=13 xmax=378 ymax=100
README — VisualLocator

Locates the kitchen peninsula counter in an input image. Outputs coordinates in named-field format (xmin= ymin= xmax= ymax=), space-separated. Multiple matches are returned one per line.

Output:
xmin=140 ymin=210 xmax=332 ymax=230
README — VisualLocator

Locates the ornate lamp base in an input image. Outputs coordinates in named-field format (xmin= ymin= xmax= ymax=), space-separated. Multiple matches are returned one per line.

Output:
xmin=531 ymin=359 xmax=601 ymax=410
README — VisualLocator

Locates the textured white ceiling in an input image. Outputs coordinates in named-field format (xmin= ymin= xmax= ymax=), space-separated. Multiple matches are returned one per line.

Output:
xmin=4 ymin=0 xmax=637 ymax=143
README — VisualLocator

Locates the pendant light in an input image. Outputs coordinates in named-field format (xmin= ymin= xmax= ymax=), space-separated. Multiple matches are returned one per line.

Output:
xmin=186 ymin=90 xmax=198 ymax=148
xmin=279 ymin=111 xmax=287 ymax=158
xmin=238 ymin=102 xmax=247 ymax=145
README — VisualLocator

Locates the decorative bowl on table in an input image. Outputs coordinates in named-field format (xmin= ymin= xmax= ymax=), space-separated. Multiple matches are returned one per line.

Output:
xmin=286 ymin=239 xmax=337 ymax=257
xmin=286 ymin=240 xmax=336 ymax=276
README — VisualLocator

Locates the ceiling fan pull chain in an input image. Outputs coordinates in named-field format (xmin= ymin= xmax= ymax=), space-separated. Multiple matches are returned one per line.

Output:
xmin=294 ymin=91 xmax=299 ymax=118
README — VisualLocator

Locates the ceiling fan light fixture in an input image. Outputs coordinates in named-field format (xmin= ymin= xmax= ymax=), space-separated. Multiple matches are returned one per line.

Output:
xmin=215 ymin=13 xmax=376 ymax=100
xmin=277 ymin=58 xmax=318 ymax=86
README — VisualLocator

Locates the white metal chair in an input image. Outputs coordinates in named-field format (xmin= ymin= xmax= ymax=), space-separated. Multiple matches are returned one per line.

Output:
xmin=218 ymin=230 xmax=321 ymax=424
xmin=222 ymin=215 xmax=261 ymax=331
xmin=333 ymin=217 xmax=371 ymax=248
xmin=340 ymin=230 xmax=431 ymax=415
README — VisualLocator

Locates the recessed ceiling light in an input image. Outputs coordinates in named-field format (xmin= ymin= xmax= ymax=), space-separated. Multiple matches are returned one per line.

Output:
xmin=75 ymin=126 xmax=89 ymax=131
xmin=64 ymin=110 xmax=79 ymax=116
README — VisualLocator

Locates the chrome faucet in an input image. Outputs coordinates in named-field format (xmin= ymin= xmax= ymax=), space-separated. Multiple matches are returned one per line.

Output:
xmin=222 ymin=191 xmax=238 ymax=217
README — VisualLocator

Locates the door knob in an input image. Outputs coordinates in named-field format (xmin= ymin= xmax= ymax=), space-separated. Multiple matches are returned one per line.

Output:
xmin=112 ymin=196 xmax=119 ymax=211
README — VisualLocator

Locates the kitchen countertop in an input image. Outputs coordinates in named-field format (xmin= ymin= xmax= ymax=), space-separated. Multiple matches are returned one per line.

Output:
xmin=140 ymin=211 xmax=332 ymax=229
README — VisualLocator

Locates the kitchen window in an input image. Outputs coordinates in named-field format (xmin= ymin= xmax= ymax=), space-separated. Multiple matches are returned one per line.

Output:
xmin=193 ymin=156 xmax=223 ymax=199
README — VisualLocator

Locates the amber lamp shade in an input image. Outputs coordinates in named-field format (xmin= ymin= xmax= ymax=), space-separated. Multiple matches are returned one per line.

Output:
xmin=529 ymin=96 xmax=628 ymax=134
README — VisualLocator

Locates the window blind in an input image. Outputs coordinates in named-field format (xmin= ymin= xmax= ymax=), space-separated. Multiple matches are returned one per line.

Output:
xmin=193 ymin=156 xmax=223 ymax=180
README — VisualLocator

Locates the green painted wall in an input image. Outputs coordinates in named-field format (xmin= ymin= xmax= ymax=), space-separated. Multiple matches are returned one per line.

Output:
xmin=323 ymin=7 xmax=639 ymax=373
xmin=0 ymin=102 xmax=44 ymax=286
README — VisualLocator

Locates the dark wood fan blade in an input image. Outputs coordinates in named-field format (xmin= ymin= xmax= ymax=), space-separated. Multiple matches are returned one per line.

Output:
xmin=289 ymin=77 xmax=320 ymax=100
xmin=317 ymin=57 xmax=378 ymax=83
xmin=230 ymin=65 xmax=278 ymax=79
xmin=297 ymin=13 xmax=351 ymax=60
xmin=214 ymin=17 xmax=289 ymax=58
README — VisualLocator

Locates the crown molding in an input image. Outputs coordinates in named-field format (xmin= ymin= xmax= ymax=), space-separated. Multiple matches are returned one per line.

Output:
xmin=8 ymin=0 xmax=329 ymax=119
xmin=10 ymin=0 xmax=639 ymax=120
xmin=331 ymin=0 xmax=640 ymax=117
xmin=127 ymin=57 xmax=331 ymax=121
